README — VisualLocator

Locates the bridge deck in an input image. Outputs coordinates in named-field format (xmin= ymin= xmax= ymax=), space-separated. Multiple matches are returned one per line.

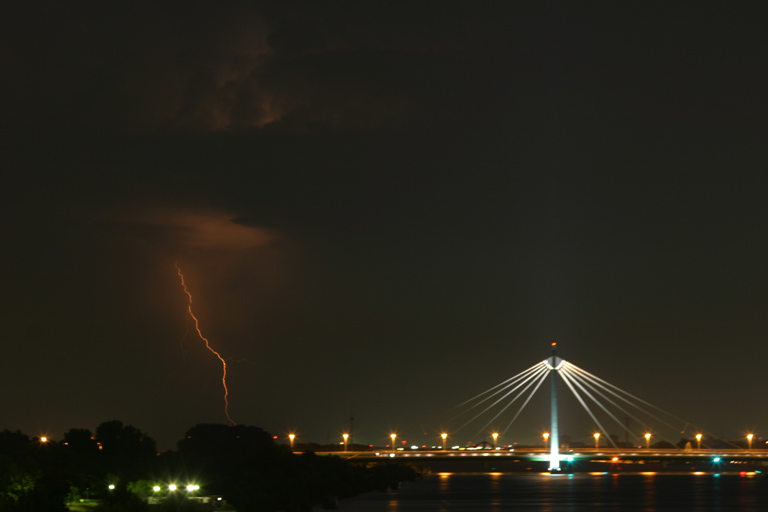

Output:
xmin=312 ymin=449 xmax=768 ymax=472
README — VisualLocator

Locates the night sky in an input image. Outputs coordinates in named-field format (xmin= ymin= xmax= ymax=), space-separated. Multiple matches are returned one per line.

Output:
xmin=2 ymin=2 xmax=768 ymax=450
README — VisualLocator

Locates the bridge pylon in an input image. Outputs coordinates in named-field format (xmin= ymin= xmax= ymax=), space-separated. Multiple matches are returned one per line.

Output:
xmin=546 ymin=343 xmax=564 ymax=471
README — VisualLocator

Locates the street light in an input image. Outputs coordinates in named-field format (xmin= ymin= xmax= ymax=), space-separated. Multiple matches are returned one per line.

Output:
xmin=747 ymin=434 xmax=754 ymax=451
xmin=342 ymin=433 xmax=349 ymax=452
xmin=492 ymin=432 xmax=499 ymax=450
xmin=390 ymin=433 xmax=397 ymax=451
xmin=594 ymin=433 xmax=600 ymax=449
xmin=696 ymin=434 xmax=702 ymax=450
xmin=543 ymin=432 xmax=550 ymax=450
xmin=288 ymin=434 xmax=296 ymax=450
xmin=644 ymin=433 xmax=651 ymax=450
xmin=441 ymin=433 xmax=448 ymax=451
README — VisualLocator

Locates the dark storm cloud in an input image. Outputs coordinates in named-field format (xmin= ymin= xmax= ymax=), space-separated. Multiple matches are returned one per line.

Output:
xmin=109 ymin=206 xmax=278 ymax=251
xmin=0 ymin=2 xmax=499 ymax=134
xmin=0 ymin=2 xmax=275 ymax=131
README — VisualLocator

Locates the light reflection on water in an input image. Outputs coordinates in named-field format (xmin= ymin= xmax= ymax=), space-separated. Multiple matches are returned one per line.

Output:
xmin=339 ymin=472 xmax=768 ymax=511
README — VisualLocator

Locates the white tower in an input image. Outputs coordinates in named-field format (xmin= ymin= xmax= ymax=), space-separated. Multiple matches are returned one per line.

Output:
xmin=546 ymin=343 xmax=563 ymax=471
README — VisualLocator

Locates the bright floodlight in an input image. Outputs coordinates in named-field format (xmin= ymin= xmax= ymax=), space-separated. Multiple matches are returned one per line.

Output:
xmin=40 ymin=436 xmax=48 ymax=443
xmin=108 ymin=484 xmax=115 ymax=490
xmin=186 ymin=484 xmax=199 ymax=491
xmin=169 ymin=484 xmax=177 ymax=491
xmin=152 ymin=486 xmax=161 ymax=492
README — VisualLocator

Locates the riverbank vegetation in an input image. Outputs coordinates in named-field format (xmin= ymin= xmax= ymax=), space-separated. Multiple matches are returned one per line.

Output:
xmin=0 ymin=422 xmax=418 ymax=512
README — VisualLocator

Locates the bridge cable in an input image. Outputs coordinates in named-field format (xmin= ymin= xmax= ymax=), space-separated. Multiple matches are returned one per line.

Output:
xmin=561 ymin=365 xmax=652 ymax=447
xmin=559 ymin=369 xmax=618 ymax=449
xmin=559 ymin=364 xmax=651 ymax=445
xmin=565 ymin=362 xmax=694 ymax=444
xmin=498 ymin=368 xmax=550 ymax=439
xmin=565 ymin=363 xmax=690 ymax=430
xmin=451 ymin=364 xmax=549 ymax=438
xmin=466 ymin=365 xmax=550 ymax=441
xmin=396 ymin=361 xmax=547 ymax=440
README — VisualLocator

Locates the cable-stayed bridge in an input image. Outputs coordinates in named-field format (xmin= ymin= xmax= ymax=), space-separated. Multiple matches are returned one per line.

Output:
xmin=322 ymin=344 xmax=766 ymax=473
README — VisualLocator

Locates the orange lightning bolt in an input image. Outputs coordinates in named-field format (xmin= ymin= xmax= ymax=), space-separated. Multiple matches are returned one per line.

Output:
xmin=175 ymin=264 xmax=236 ymax=425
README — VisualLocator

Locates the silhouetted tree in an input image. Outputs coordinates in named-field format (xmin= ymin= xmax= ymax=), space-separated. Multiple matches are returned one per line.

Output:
xmin=176 ymin=424 xmax=286 ymax=510
xmin=61 ymin=428 xmax=101 ymax=495
xmin=95 ymin=421 xmax=157 ymax=481
xmin=0 ymin=430 xmax=68 ymax=511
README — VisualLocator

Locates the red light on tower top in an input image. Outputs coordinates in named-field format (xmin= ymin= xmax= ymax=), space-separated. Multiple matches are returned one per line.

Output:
xmin=551 ymin=342 xmax=557 ymax=347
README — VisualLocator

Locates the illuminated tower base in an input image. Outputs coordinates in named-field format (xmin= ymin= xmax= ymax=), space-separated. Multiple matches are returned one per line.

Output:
xmin=547 ymin=343 xmax=564 ymax=471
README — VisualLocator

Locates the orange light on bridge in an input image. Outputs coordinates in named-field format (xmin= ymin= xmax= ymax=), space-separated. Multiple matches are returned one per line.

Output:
xmin=696 ymin=433 xmax=702 ymax=450
xmin=594 ymin=433 xmax=600 ymax=449
xmin=747 ymin=434 xmax=754 ymax=451
xmin=644 ymin=433 xmax=651 ymax=450
xmin=441 ymin=433 xmax=448 ymax=450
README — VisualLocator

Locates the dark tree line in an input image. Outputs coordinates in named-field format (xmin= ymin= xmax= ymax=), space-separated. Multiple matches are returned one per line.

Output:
xmin=0 ymin=421 xmax=417 ymax=512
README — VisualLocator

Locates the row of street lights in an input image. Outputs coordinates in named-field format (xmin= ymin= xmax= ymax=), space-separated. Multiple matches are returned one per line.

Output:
xmin=590 ymin=432 xmax=757 ymax=451
xmin=108 ymin=484 xmax=200 ymax=492
xmin=287 ymin=432 xmax=350 ymax=451
xmin=283 ymin=432 xmax=760 ymax=451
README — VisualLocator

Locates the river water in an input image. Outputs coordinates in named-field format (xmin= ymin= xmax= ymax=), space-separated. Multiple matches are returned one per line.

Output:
xmin=339 ymin=472 xmax=768 ymax=511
